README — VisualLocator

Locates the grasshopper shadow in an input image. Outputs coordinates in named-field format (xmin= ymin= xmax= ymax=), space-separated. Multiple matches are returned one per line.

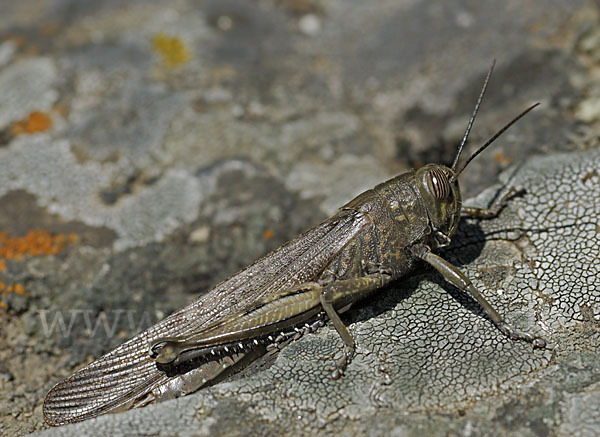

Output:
xmin=241 ymin=220 xmax=493 ymax=379
xmin=430 ymin=219 xmax=512 ymax=321
xmin=432 ymin=219 xmax=494 ymax=320
xmin=346 ymin=219 xmax=490 ymax=327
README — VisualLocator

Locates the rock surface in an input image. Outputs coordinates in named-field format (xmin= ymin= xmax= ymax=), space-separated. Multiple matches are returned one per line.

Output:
xmin=0 ymin=0 xmax=597 ymax=435
xmin=36 ymin=147 xmax=600 ymax=437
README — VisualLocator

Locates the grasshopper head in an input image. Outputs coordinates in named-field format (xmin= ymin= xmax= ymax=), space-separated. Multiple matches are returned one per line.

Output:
xmin=411 ymin=61 xmax=539 ymax=243
xmin=415 ymin=164 xmax=462 ymax=238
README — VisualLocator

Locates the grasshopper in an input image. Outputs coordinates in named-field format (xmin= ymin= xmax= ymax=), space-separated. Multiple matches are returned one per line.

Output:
xmin=43 ymin=61 xmax=546 ymax=426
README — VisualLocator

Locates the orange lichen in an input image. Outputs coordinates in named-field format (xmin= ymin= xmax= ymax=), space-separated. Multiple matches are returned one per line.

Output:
xmin=0 ymin=279 xmax=30 ymax=298
xmin=151 ymin=33 xmax=190 ymax=66
xmin=0 ymin=282 xmax=30 ymax=299
xmin=0 ymin=230 xmax=78 ymax=261
xmin=263 ymin=229 xmax=274 ymax=240
xmin=1 ymin=282 xmax=29 ymax=297
xmin=0 ymin=230 xmax=78 ymax=310
xmin=494 ymin=152 xmax=512 ymax=166
xmin=12 ymin=111 xmax=53 ymax=135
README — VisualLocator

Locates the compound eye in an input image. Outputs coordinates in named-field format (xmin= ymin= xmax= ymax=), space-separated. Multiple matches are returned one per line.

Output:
xmin=426 ymin=167 xmax=451 ymax=200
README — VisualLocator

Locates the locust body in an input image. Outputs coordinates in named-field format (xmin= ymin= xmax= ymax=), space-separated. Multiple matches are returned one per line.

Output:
xmin=43 ymin=62 xmax=546 ymax=426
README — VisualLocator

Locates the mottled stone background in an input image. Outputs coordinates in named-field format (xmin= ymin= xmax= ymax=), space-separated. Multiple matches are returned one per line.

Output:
xmin=0 ymin=1 xmax=597 ymax=435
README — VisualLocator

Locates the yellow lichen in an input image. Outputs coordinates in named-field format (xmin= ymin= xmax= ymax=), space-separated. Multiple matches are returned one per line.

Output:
xmin=151 ymin=33 xmax=190 ymax=66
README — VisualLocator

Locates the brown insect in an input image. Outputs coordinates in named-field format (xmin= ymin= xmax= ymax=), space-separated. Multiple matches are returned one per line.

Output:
xmin=44 ymin=61 xmax=545 ymax=426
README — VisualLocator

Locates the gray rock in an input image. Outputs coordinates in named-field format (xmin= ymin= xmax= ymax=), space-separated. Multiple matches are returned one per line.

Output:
xmin=0 ymin=0 xmax=596 ymax=435
xmin=35 ymin=147 xmax=600 ymax=436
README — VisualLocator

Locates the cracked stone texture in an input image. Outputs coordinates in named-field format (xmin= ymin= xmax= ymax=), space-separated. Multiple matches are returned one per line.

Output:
xmin=0 ymin=0 xmax=597 ymax=435
xmin=35 ymin=146 xmax=600 ymax=437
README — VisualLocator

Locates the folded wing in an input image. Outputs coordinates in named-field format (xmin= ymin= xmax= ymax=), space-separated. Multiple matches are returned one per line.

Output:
xmin=43 ymin=209 xmax=370 ymax=425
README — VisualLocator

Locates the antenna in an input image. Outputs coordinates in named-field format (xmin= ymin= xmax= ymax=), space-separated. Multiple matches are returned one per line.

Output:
xmin=451 ymin=102 xmax=539 ymax=180
xmin=450 ymin=59 xmax=496 ymax=172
